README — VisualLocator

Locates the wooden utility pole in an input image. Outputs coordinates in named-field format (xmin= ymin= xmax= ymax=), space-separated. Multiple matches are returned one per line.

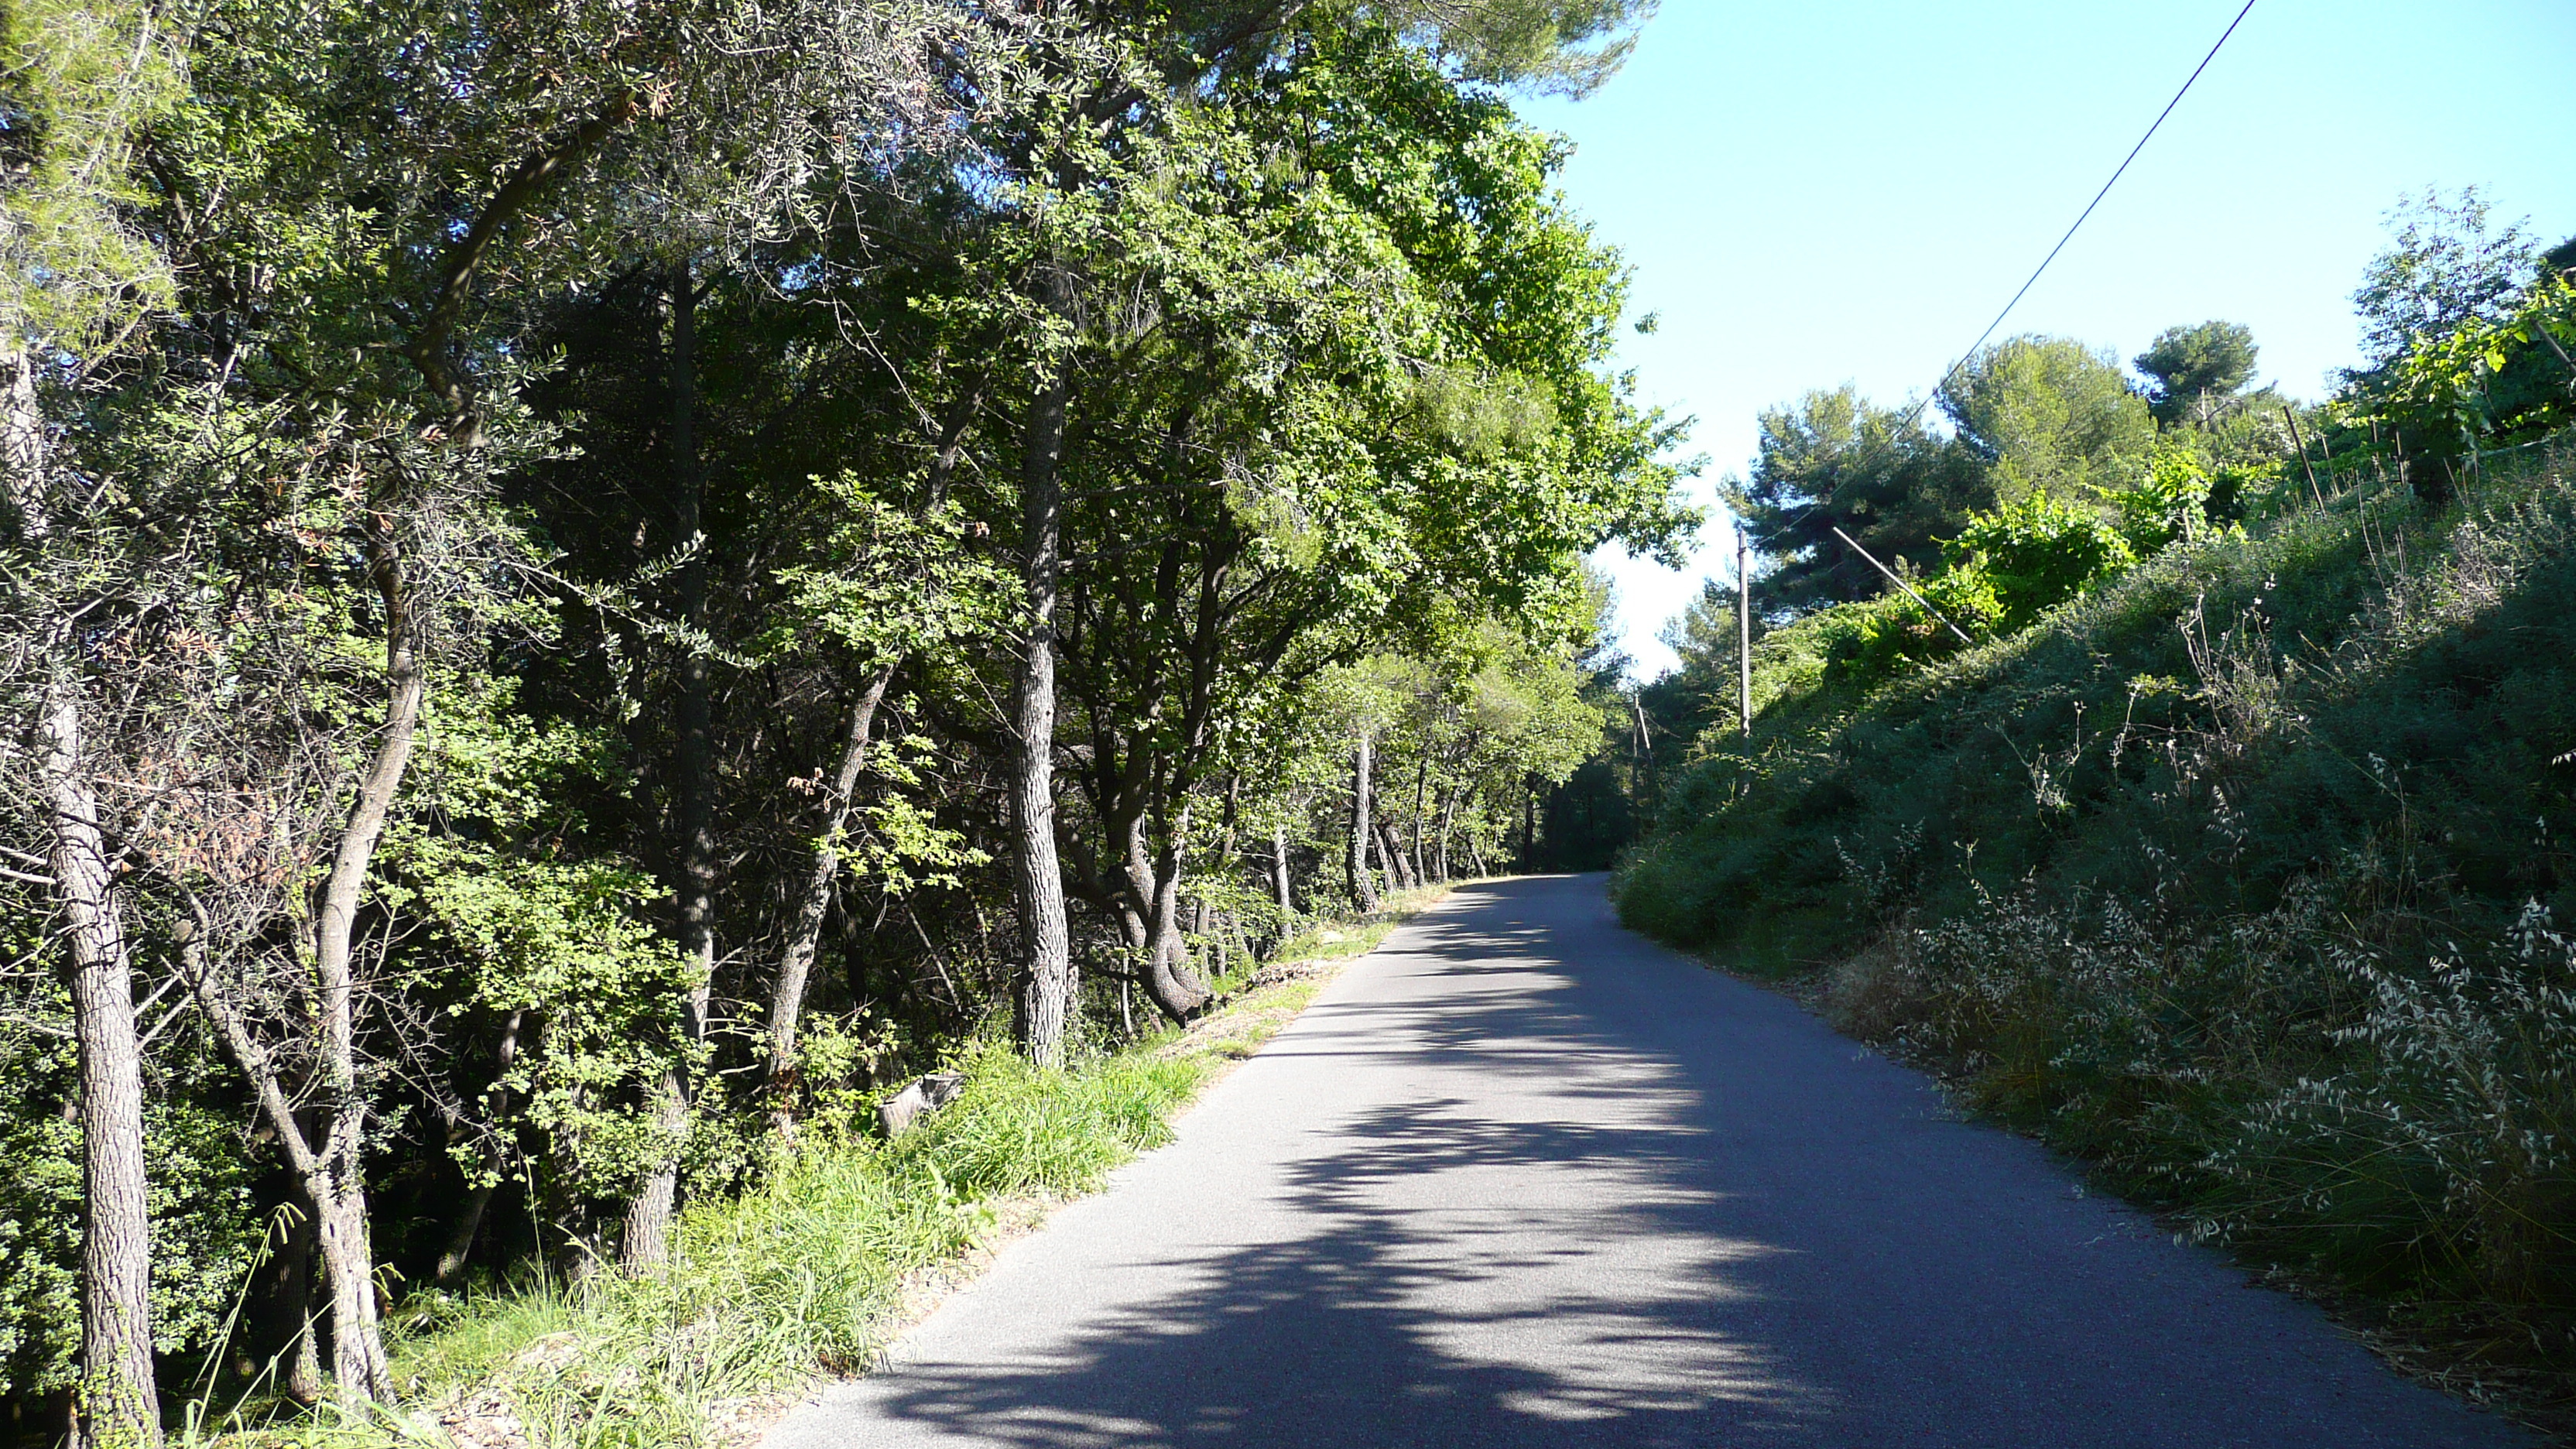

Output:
xmin=1736 ymin=524 xmax=1753 ymax=738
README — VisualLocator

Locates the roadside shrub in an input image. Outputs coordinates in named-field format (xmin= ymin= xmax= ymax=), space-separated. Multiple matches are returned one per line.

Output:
xmin=1816 ymin=570 xmax=2002 ymax=686
xmin=1625 ymin=434 xmax=2576 ymax=1395
xmin=1811 ymin=486 xmax=2143 ymax=692
xmin=361 ymin=1043 xmax=1205 ymax=1449
xmin=2206 ymin=904 xmax=2576 ymax=1307
xmin=1948 ymin=486 xmax=2139 ymax=631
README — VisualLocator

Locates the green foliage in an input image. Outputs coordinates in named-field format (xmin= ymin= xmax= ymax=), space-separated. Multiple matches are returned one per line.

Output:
xmin=371 ymin=1034 xmax=1205 ymax=1449
xmin=0 ymin=1004 xmax=260 ymax=1403
xmin=2134 ymin=320 xmax=2259 ymax=428
xmin=1728 ymin=385 xmax=1986 ymax=612
xmin=2349 ymin=270 xmax=2576 ymax=456
xmin=2352 ymin=187 xmax=2541 ymax=369
xmin=1802 ymin=488 xmax=2137 ymax=692
xmin=1 ymin=0 xmax=1684 ymax=1427
xmin=1948 ymin=488 xmax=2139 ymax=632
xmin=1623 ymin=434 xmax=2576 ymax=1396
xmin=765 ymin=481 xmax=1013 ymax=667
xmin=0 ymin=0 xmax=179 ymax=344
xmin=2116 ymin=440 xmax=2217 ymax=550
xmin=0 ymin=1019 xmax=79 ymax=1397
xmin=1940 ymin=334 xmax=2156 ymax=502
xmin=413 ymin=842 xmax=699 ymax=1203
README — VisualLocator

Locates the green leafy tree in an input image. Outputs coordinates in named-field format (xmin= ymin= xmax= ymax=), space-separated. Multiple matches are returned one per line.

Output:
xmin=2352 ymin=187 xmax=2540 ymax=369
xmin=2135 ymin=320 xmax=2259 ymax=428
xmin=1939 ymin=334 xmax=2155 ymax=502
xmin=1729 ymin=386 xmax=1985 ymax=614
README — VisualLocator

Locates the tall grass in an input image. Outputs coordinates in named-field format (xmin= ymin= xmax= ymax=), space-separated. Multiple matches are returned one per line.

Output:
xmin=211 ymin=884 xmax=1462 ymax=1449
xmin=1620 ymin=437 xmax=2576 ymax=1416
xmin=200 ymin=1047 xmax=1204 ymax=1449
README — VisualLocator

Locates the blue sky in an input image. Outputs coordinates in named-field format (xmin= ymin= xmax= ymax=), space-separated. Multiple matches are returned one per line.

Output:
xmin=1515 ymin=0 xmax=2576 ymax=678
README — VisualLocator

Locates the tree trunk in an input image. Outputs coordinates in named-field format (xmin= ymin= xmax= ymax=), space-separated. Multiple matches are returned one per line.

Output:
xmin=43 ymin=690 xmax=161 ymax=1449
xmin=632 ymin=262 xmax=713 ymax=1270
xmin=1346 ymin=735 xmax=1378 ymax=913
xmin=619 ymin=1129 xmax=678 ymax=1275
xmin=295 ymin=521 xmax=418 ymax=1403
xmin=1377 ymin=822 xmax=1414 ymax=892
xmin=1271 ymin=824 xmax=1293 ymax=927
xmin=1122 ymin=810 xmax=1209 ymax=1023
xmin=1435 ymin=787 xmax=1458 ymax=882
xmin=766 ymin=669 xmax=894 ymax=1137
xmin=313 ymin=1184 xmax=388 ymax=1399
xmin=2 ymin=344 xmax=47 ymax=533
xmin=277 ymin=1198 xmax=324 ymax=1405
xmin=437 ymin=1009 xmax=522 ymax=1287
xmin=1011 ymin=272 xmax=1076 ymax=1068
xmin=13 ymin=339 xmax=160 ymax=1449
xmin=1409 ymin=748 xmax=1429 ymax=886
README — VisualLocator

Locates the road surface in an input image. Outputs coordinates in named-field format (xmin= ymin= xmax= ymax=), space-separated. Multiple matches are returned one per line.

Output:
xmin=764 ymin=874 xmax=2531 ymax=1448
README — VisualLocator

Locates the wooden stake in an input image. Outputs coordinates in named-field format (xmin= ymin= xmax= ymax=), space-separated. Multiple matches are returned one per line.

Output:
xmin=2280 ymin=404 xmax=2326 ymax=511
xmin=1736 ymin=524 xmax=1753 ymax=738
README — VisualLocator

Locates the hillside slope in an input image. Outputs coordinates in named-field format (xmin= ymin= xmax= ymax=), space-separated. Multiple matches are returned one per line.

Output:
xmin=1619 ymin=437 xmax=2576 ymax=1423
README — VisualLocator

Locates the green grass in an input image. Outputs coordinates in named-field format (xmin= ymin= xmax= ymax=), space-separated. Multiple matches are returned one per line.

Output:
xmin=351 ymin=1050 xmax=1196 ymax=1449
xmin=1618 ymin=437 xmax=2576 ymax=1430
xmin=204 ymin=888 xmax=1461 ymax=1449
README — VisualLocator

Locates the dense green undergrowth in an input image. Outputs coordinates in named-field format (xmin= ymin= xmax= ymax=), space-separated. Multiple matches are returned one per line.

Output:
xmin=195 ymin=887 xmax=1457 ymax=1449
xmin=1620 ymin=438 xmax=2576 ymax=1420
xmin=286 ymin=1049 xmax=1204 ymax=1449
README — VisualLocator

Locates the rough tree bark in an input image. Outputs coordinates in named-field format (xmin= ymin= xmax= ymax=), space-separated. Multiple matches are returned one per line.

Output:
xmin=275 ymin=1197 xmax=323 ymax=1404
xmin=45 ymin=695 xmax=162 ymax=1448
xmin=1122 ymin=805 xmax=1209 ymax=1023
xmin=13 ymin=341 xmax=162 ymax=1449
xmin=629 ymin=263 xmax=713 ymax=1273
xmin=1271 ymin=824 xmax=1293 ymax=926
xmin=1377 ymin=822 xmax=1414 ymax=892
xmin=1011 ymin=269 xmax=1077 ymax=1068
xmin=1346 ymin=734 xmax=1378 ymax=913
xmin=765 ymin=667 xmax=892 ymax=1137
xmin=2 ymin=344 xmax=46 ymax=531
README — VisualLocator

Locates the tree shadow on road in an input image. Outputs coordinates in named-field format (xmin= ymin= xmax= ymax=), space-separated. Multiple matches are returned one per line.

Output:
xmin=842 ymin=878 xmax=2526 ymax=1449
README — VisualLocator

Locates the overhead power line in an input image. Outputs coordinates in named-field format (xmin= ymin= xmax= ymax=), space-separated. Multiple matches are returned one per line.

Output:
xmin=1892 ymin=0 xmax=2262 ymax=435
xmin=1764 ymin=0 xmax=2262 ymax=562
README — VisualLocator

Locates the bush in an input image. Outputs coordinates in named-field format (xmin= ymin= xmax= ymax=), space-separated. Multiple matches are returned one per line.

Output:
xmin=1622 ymin=436 xmax=2576 ymax=1399
xmin=336 ymin=1045 xmax=1206 ymax=1449
xmin=1949 ymin=486 xmax=2139 ymax=630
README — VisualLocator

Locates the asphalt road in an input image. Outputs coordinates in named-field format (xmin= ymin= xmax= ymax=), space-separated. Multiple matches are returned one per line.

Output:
xmin=764 ymin=874 xmax=2533 ymax=1448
